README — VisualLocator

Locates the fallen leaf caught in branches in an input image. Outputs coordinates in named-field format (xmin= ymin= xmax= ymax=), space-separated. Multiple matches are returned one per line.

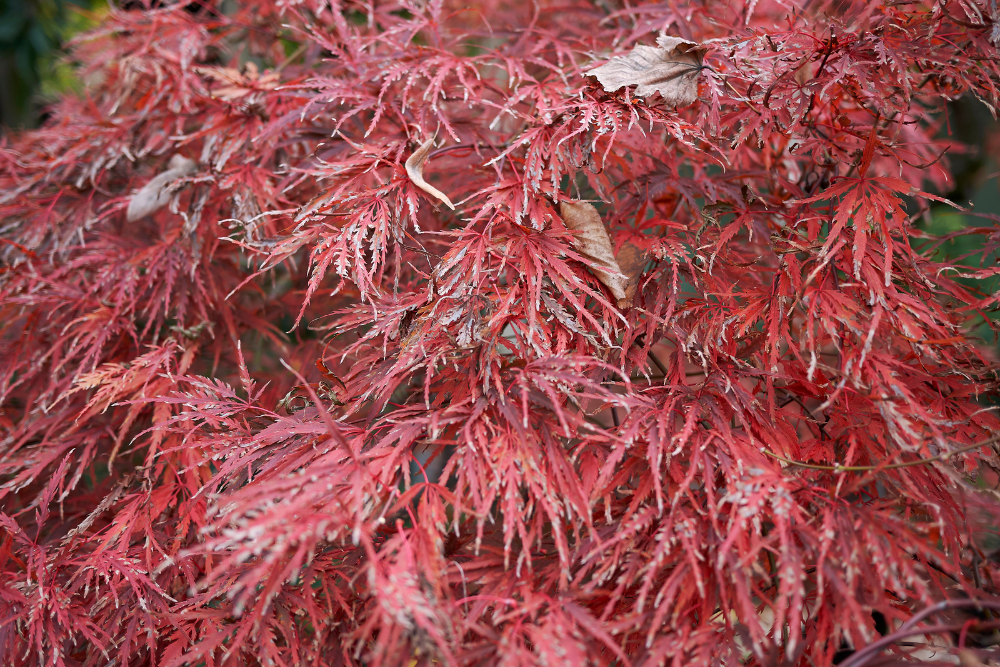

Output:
xmin=405 ymin=137 xmax=455 ymax=209
xmin=587 ymin=34 xmax=704 ymax=108
xmin=560 ymin=200 xmax=641 ymax=308
xmin=196 ymin=62 xmax=279 ymax=101
xmin=615 ymin=239 xmax=649 ymax=306
xmin=126 ymin=154 xmax=197 ymax=221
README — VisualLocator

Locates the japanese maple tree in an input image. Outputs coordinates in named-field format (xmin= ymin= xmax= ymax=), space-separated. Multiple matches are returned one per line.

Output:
xmin=3 ymin=0 xmax=1000 ymax=665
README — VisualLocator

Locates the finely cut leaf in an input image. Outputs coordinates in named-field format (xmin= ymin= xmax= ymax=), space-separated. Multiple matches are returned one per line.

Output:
xmin=230 ymin=185 xmax=263 ymax=241
xmin=586 ymin=35 xmax=704 ymax=108
xmin=405 ymin=137 xmax=455 ymax=209
xmin=4 ymin=3 xmax=1000 ymax=666
xmin=126 ymin=154 xmax=197 ymax=221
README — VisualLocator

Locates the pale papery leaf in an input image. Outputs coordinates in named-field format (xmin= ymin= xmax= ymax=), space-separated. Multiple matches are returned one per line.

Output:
xmin=195 ymin=62 xmax=279 ymax=101
xmin=126 ymin=154 xmax=197 ymax=222
xmin=586 ymin=35 xmax=705 ymax=109
xmin=559 ymin=200 xmax=633 ymax=308
xmin=230 ymin=184 xmax=263 ymax=241
xmin=405 ymin=137 xmax=455 ymax=210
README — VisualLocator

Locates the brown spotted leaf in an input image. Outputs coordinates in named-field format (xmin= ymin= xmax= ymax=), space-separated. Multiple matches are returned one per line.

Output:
xmin=586 ymin=35 xmax=704 ymax=109
xmin=126 ymin=154 xmax=197 ymax=222
xmin=405 ymin=137 xmax=455 ymax=209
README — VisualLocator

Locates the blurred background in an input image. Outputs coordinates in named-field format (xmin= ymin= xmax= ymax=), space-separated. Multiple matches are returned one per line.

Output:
xmin=0 ymin=0 xmax=103 ymax=129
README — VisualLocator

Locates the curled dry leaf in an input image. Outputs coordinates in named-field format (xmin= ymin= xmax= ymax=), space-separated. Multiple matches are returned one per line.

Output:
xmin=559 ymin=200 xmax=643 ymax=308
xmin=405 ymin=137 xmax=455 ymax=210
xmin=126 ymin=154 xmax=197 ymax=222
xmin=586 ymin=34 xmax=704 ymax=109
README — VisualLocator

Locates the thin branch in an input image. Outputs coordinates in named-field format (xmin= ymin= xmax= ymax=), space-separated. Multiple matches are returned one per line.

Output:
xmin=841 ymin=600 xmax=1000 ymax=667
xmin=761 ymin=432 xmax=1000 ymax=472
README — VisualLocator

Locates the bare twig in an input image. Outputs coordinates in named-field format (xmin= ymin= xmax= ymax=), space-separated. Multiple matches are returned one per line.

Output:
xmin=761 ymin=432 xmax=1000 ymax=472
xmin=840 ymin=600 xmax=1000 ymax=667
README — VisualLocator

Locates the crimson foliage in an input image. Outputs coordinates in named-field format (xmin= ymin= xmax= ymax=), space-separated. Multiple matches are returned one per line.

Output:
xmin=3 ymin=0 xmax=1000 ymax=665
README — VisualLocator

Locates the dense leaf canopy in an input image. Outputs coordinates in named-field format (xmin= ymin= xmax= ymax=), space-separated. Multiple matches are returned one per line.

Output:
xmin=2 ymin=1 xmax=1000 ymax=665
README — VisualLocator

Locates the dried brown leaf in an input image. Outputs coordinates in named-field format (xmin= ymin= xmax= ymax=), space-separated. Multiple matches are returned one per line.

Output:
xmin=195 ymin=62 xmax=279 ymax=101
xmin=958 ymin=649 xmax=987 ymax=667
xmin=405 ymin=137 xmax=455 ymax=210
xmin=586 ymin=35 xmax=704 ymax=109
xmin=615 ymin=240 xmax=649 ymax=306
xmin=560 ymin=200 xmax=640 ymax=308
xmin=126 ymin=154 xmax=197 ymax=222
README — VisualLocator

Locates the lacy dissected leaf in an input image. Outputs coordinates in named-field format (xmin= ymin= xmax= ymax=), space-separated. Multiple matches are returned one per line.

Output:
xmin=230 ymin=184 xmax=263 ymax=240
xmin=126 ymin=154 xmax=197 ymax=222
xmin=3 ymin=2 xmax=1000 ymax=667
xmin=587 ymin=35 xmax=704 ymax=108
xmin=405 ymin=136 xmax=455 ymax=209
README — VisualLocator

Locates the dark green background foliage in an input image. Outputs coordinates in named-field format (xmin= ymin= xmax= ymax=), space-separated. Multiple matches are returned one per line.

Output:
xmin=0 ymin=0 xmax=97 ymax=128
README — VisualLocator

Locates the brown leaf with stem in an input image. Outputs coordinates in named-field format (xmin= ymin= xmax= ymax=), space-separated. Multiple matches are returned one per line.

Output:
xmin=586 ymin=35 xmax=704 ymax=109
xmin=405 ymin=137 xmax=455 ymax=209
xmin=559 ymin=200 xmax=642 ymax=308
